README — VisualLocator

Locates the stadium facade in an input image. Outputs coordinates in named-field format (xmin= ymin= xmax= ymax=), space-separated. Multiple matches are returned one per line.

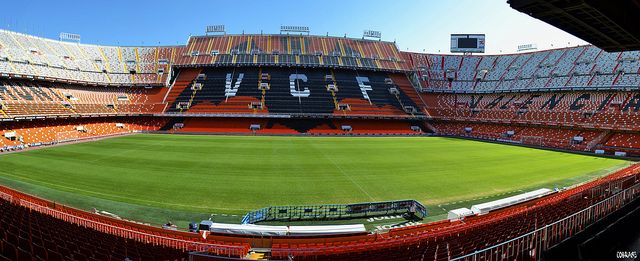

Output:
xmin=1 ymin=28 xmax=640 ymax=260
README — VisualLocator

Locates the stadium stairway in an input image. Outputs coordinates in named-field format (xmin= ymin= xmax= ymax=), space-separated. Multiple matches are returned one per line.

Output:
xmin=159 ymin=117 xmax=185 ymax=131
xmin=391 ymin=73 xmax=427 ymax=111
xmin=586 ymin=130 xmax=611 ymax=151
xmin=245 ymin=250 xmax=269 ymax=260
xmin=163 ymin=68 xmax=202 ymax=111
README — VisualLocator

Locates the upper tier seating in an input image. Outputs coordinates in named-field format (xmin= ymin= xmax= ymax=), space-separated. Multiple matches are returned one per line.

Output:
xmin=0 ymin=30 xmax=171 ymax=85
xmin=0 ymin=30 xmax=412 ymax=85
xmin=423 ymin=91 xmax=640 ymax=131
xmin=175 ymin=35 xmax=410 ymax=71
xmin=2 ymin=29 xmax=639 ymax=91
xmin=0 ymin=80 xmax=167 ymax=116
xmin=411 ymin=46 xmax=640 ymax=92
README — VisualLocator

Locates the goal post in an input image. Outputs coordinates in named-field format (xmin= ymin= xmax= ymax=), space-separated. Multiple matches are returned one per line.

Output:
xmin=521 ymin=136 xmax=543 ymax=147
xmin=55 ymin=131 xmax=81 ymax=142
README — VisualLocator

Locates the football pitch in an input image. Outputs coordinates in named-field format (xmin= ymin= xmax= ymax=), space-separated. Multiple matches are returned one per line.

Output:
xmin=0 ymin=134 xmax=629 ymax=226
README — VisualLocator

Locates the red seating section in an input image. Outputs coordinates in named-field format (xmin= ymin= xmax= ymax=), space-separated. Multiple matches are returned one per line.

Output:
xmin=0 ymin=186 xmax=251 ymax=260
xmin=600 ymin=132 xmax=640 ymax=155
xmin=179 ymin=118 xmax=261 ymax=134
xmin=429 ymin=121 xmax=640 ymax=154
xmin=0 ymin=199 xmax=187 ymax=261
xmin=1 ymin=117 xmax=168 ymax=148
xmin=163 ymin=68 xmax=202 ymax=111
xmin=422 ymin=91 xmax=640 ymax=155
xmin=422 ymin=91 xmax=640 ymax=131
xmin=1 ymin=117 xmax=421 ymax=151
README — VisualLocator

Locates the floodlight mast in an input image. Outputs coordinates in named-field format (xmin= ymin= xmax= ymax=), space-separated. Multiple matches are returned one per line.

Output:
xmin=59 ymin=32 xmax=81 ymax=43
xmin=280 ymin=25 xmax=310 ymax=35
xmin=363 ymin=30 xmax=382 ymax=40
xmin=205 ymin=25 xmax=226 ymax=35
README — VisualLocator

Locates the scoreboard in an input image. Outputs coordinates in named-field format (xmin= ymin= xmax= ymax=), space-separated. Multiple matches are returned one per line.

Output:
xmin=451 ymin=34 xmax=486 ymax=53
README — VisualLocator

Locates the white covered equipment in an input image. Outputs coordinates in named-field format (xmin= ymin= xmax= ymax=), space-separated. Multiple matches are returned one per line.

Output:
xmin=471 ymin=188 xmax=552 ymax=215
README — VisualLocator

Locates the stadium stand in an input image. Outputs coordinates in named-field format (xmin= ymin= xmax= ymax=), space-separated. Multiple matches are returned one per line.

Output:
xmin=410 ymin=46 xmax=640 ymax=92
xmin=178 ymin=34 xmax=411 ymax=71
xmin=1 ymin=117 xmax=168 ymax=151
xmin=0 ymin=198 xmax=188 ymax=261
xmin=0 ymin=186 xmax=251 ymax=260
xmin=422 ymin=91 xmax=640 ymax=130
xmin=430 ymin=121 xmax=605 ymax=152
xmin=1 ymin=162 xmax=638 ymax=261
xmin=0 ymin=30 xmax=172 ymax=86
xmin=2 ymin=28 xmax=640 ymax=260
xmin=163 ymin=67 xmax=422 ymax=117
xmin=0 ymin=80 xmax=167 ymax=116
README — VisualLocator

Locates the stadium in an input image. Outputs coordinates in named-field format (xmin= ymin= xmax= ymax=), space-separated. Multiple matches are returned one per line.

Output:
xmin=1 ymin=0 xmax=640 ymax=260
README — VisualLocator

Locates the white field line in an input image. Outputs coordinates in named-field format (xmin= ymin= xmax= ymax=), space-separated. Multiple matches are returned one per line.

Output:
xmin=311 ymin=142 xmax=376 ymax=201
xmin=0 ymin=169 xmax=252 ymax=212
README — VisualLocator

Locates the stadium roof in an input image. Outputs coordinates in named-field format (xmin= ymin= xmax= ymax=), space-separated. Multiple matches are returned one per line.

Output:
xmin=508 ymin=0 xmax=640 ymax=52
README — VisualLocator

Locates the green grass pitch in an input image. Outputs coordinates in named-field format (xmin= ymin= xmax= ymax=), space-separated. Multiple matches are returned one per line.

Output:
xmin=0 ymin=134 xmax=629 ymax=226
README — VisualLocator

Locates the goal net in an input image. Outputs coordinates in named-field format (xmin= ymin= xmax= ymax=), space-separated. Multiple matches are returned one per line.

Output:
xmin=521 ymin=136 xmax=544 ymax=147
xmin=55 ymin=131 xmax=81 ymax=143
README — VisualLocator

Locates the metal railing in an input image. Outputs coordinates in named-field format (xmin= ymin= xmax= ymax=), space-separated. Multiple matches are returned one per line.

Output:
xmin=450 ymin=180 xmax=640 ymax=261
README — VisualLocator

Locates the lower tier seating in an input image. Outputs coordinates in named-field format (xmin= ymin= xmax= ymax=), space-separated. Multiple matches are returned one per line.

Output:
xmin=173 ymin=118 xmax=424 ymax=135
xmin=431 ymin=121 xmax=640 ymax=156
xmin=1 ymin=117 xmax=168 ymax=150
xmin=0 ymin=198 xmax=187 ymax=261
xmin=599 ymin=132 xmax=640 ymax=155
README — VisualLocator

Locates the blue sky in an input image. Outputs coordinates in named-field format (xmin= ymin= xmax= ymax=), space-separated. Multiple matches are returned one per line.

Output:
xmin=1 ymin=0 xmax=587 ymax=54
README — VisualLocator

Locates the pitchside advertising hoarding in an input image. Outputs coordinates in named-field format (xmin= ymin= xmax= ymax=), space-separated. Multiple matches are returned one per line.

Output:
xmin=451 ymin=34 xmax=486 ymax=53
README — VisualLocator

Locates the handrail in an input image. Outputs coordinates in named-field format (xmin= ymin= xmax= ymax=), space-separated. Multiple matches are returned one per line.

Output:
xmin=451 ymin=178 xmax=640 ymax=260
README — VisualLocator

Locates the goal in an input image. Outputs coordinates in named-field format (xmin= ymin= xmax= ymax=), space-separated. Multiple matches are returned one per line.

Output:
xmin=55 ymin=131 xmax=81 ymax=142
xmin=521 ymin=136 xmax=544 ymax=147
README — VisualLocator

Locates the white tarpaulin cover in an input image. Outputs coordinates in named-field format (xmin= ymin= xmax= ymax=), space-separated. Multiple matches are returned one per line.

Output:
xmin=471 ymin=188 xmax=552 ymax=215
xmin=207 ymin=223 xmax=365 ymax=236
xmin=287 ymin=224 xmax=366 ymax=236
xmin=447 ymin=208 xmax=473 ymax=221
xmin=3 ymin=131 xmax=16 ymax=138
